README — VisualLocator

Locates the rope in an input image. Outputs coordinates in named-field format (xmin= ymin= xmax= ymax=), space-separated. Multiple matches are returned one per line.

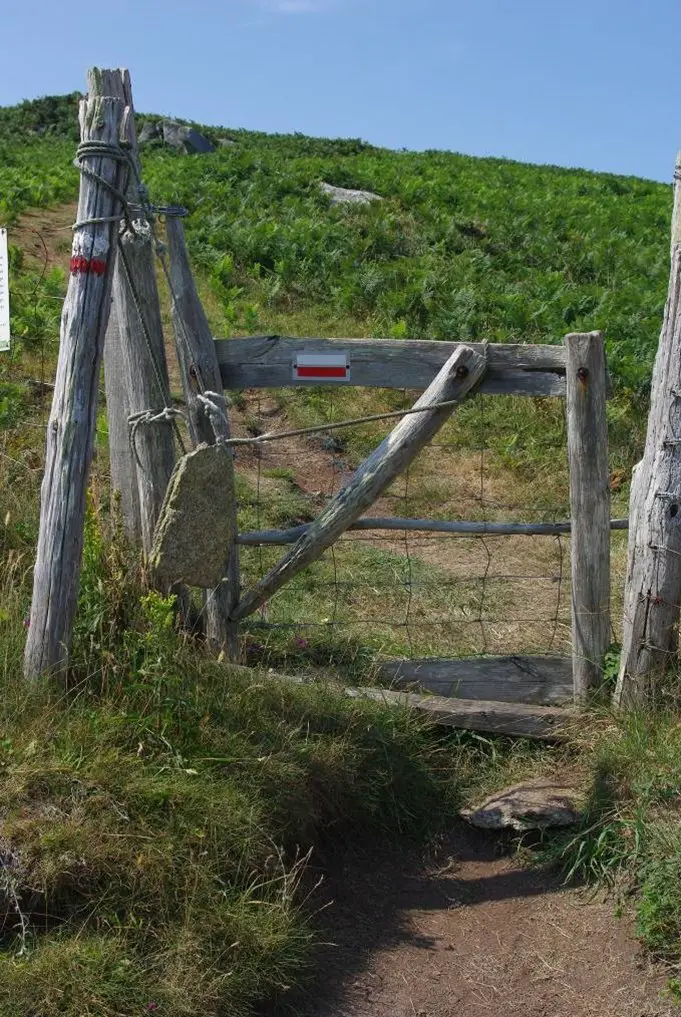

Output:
xmin=196 ymin=391 xmax=230 ymax=441
xmin=128 ymin=407 xmax=189 ymax=469
xmin=72 ymin=140 xmax=138 ymax=233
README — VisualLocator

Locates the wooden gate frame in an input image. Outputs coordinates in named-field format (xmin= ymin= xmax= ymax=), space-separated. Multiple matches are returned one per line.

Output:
xmin=216 ymin=331 xmax=612 ymax=706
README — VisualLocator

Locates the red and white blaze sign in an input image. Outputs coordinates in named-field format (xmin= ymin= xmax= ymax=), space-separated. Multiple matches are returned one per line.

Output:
xmin=293 ymin=352 xmax=350 ymax=382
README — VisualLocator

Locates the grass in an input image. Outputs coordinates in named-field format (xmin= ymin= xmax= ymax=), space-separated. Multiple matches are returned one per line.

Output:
xmin=4 ymin=91 xmax=681 ymax=1011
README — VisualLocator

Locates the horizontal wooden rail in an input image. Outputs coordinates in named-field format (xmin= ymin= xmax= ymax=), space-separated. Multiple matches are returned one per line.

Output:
xmin=347 ymin=688 xmax=575 ymax=739
xmin=215 ymin=336 xmax=579 ymax=397
xmin=237 ymin=516 xmax=629 ymax=545
xmin=379 ymin=654 xmax=574 ymax=705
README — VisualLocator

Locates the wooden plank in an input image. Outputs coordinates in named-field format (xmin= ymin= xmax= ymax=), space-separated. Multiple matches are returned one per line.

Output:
xmin=617 ymin=154 xmax=681 ymax=707
xmin=565 ymin=332 xmax=610 ymax=701
xmin=104 ymin=70 xmax=176 ymax=556
xmin=237 ymin=516 xmax=629 ymax=545
xmin=24 ymin=69 xmax=129 ymax=680
xmin=231 ymin=344 xmax=488 ymax=622
xmin=378 ymin=655 xmax=574 ymax=705
xmin=346 ymin=688 xmax=575 ymax=740
xmin=215 ymin=336 xmax=568 ymax=396
xmin=165 ymin=215 xmax=240 ymax=658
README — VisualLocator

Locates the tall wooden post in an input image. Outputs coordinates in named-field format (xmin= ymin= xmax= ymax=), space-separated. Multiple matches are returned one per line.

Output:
xmin=564 ymin=331 xmax=611 ymax=701
xmin=616 ymin=154 xmax=681 ymax=708
xmin=103 ymin=70 xmax=176 ymax=555
xmin=164 ymin=216 xmax=240 ymax=659
xmin=24 ymin=69 xmax=129 ymax=678
xmin=104 ymin=300 xmax=142 ymax=544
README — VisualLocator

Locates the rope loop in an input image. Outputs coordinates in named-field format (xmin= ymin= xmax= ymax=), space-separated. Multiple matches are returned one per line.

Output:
xmin=128 ymin=407 xmax=188 ymax=469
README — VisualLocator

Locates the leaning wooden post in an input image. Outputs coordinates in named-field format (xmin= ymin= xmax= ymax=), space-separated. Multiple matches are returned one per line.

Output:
xmin=103 ymin=70 xmax=176 ymax=555
xmin=564 ymin=331 xmax=610 ymax=701
xmin=24 ymin=69 xmax=130 ymax=679
xmin=616 ymin=154 xmax=681 ymax=708
xmin=231 ymin=345 xmax=487 ymax=622
xmin=164 ymin=215 xmax=240 ymax=658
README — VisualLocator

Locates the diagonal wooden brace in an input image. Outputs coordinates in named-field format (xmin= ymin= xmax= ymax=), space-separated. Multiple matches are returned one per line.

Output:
xmin=231 ymin=344 xmax=487 ymax=622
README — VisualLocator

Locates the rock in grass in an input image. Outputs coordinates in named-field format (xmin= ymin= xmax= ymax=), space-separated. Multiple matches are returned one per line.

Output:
xmin=320 ymin=181 xmax=382 ymax=206
xmin=460 ymin=780 xmax=582 ymax=832
xmin=161 ymin=120 xmax=215 ymax=154
xmin=149 ymin=444 xmax=234 ymax=588
xmin=138 ymin=120 xmax=161 ymax=144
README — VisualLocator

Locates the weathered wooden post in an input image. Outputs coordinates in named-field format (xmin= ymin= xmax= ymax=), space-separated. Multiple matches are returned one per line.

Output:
xmin=616 ymin=154 xmax=681 ymax=707
xmin=105 ymin=300 xmax=142 ymax=544
xmin=564 ymin=331 xmax=611 ymax=701
xmin=24 ymin=69 xmax=130 ymax=678
xmin=103 ymin=70 xmax=176 ymax=555
xmin=164 ymin=215 xmax=240 ymax=658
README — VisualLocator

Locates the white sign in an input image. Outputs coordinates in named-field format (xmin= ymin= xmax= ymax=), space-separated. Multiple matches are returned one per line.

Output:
xmin=293 ymin=352 xmax=350 ymax=382
xmin=0 ymin=229 xmax=9 ymax=352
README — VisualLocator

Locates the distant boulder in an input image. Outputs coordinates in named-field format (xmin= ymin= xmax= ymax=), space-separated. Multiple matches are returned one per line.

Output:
xmin=320 ymin=182 xmax=382 ymax=206
xmin=162 ymin=121 xmax=214 ymax=154
xmin=138 ymin=120 xmax=161 ymax=145
xmin=137 ymin=119 xmax=214 ymax=155
xmin=218 ymin=137 xmax=237 ymax=148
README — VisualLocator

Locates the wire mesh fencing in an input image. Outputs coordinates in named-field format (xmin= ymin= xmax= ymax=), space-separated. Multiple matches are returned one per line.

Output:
xmin=231 ymin=384 xmax=580 ymax=677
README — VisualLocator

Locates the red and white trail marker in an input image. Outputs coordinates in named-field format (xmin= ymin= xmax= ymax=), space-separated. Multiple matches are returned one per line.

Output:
xmin=293 ymin=352 xmax=350 ymax=382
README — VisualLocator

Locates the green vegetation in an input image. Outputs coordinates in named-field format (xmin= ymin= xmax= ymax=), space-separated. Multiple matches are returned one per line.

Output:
xmin=0 ymin=386 xmax=549 ymax=1015
xmin=548 ymin=710 xmax=681 ymax=1004
xmin=1 ymin=92 xmax=681 ymax=1013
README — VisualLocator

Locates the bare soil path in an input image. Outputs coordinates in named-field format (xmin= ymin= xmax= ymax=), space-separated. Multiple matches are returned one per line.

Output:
xmin=278 ymin=825 xmax=674 ymax=1017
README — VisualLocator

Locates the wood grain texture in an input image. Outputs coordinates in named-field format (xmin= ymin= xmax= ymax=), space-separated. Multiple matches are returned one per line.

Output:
xmin=617 ymin=163 xmax=681 ymax=706
xmin=378 ymin=655 xmax=574 ymax=705
xmin=104 ymin=299 xmax=142 ymax=544
xmin=24 ymin=69 xmax=129 ymax=679
xmin=215 ymin=336 xmax=567 ymax=396
xmin=103 ymin=70 xmax=176 ymax=555
xmin=565 ymin=332 xmax=610 ymax=701
xmin=231 ymin=345 xmax=487 ymax=622
xmin=165 ymin=216 xmax=240 ymax=657
xmin=346 ymin=688 xmax=575 ymax=740
xmin=237 ymin=516 xmax=629 ymax=545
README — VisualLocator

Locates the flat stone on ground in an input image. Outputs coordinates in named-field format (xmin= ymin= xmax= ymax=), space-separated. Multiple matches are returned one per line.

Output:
xmin=460 ymin=779 xmax=583 ymax=831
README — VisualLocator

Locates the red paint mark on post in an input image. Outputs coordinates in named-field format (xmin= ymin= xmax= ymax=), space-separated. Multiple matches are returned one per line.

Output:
xmin=70 ymin=256 xmax=108 ymax=276
xmin=293 ymin=353 xmax=350 ymax=382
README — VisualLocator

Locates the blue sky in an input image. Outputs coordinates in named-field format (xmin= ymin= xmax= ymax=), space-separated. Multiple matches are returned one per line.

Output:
xmin=4 ymin=0 xmax=679 ymax=181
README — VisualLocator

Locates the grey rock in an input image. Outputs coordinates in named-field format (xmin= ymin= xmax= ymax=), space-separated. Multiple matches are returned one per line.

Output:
xmin=460 ymin=780 xmax=583 ymax=832
xmin=161 ymin=120 xmax=215 ymax=155
xmin=218 ymin=137 xmax=237 ymax=148
xmin=320 ymin=181 xmax=382 ymax=206
xmin=138 ymin=121 xmax=161 ymax=144
xmin=149 ymin=443 xmax=235 ymax=588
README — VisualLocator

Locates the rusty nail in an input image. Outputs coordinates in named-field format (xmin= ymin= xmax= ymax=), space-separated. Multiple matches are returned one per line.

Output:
xmin=577 ymin=367 xmax=589 ymax=382
xmin=455 ymin=365 xmax=469 ymax=380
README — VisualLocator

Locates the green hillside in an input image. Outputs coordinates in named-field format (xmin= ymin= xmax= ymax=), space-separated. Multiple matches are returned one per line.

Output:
xmin=0 ymin=93 xmax=672 ymax=409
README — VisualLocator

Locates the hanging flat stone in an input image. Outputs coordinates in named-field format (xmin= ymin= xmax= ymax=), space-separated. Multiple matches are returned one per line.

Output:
xmin=149 ymin=443 xmax=234 ymax=588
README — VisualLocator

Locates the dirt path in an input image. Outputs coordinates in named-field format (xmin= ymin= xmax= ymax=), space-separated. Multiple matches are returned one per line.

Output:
xmin=281 ymin=825 xmax=674 ymax=1017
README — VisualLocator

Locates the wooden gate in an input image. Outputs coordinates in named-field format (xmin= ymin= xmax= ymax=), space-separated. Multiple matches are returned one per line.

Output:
xmin=213 ymin=331 xmax=616 ymax=731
